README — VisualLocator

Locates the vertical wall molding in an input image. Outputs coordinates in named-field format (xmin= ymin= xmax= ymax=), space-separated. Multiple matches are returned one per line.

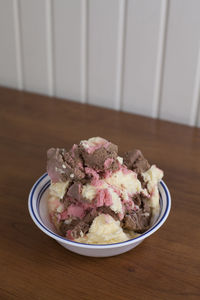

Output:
xmin=190 ymin=43 xmax=200 ymax=126
xmin=122 ymin=0 xmax=164 ymax=117
xmin=87 ymin=0 xmax=120 ymax=109
xmin=19 ymin=0 xmax=52 ymax=94
xmin=13 ymin=0 xmax=23 ymax=90
xmin=115 ymin=0 xmax=126 ymax=110
xmin=53 ymin=0 xmax=82 ymax=101
xmin=81 ymin=0 xmax=88 ymax=103
xmin=159 ymin=0 xmax=200 ymax=126
xmin=152 ymin=0 xmax=169 ymax=118
xmin=46 ymin=0 xmax=54 ymax=96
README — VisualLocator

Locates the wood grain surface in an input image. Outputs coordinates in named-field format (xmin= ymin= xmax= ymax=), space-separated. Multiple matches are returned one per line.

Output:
xmin=0 ymin=87 xmax=199 ymax=300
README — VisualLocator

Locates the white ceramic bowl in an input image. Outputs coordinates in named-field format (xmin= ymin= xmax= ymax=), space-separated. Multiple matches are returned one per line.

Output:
xmin=28 ymin=173 xmax=171 ymax=257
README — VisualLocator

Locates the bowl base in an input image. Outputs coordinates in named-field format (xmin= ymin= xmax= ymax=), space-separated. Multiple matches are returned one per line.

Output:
xmin=56 ymin=239 xmax=143 ymax=257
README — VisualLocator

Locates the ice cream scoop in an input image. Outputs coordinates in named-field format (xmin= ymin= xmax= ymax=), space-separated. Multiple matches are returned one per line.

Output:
xmin=47 ymin=137 xmax=163 ymax=244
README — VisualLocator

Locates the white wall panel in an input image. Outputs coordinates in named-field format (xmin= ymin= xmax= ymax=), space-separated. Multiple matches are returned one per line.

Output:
xmin=0 ymin=0 xmax=200 ymax=127
xmin=0 ymin=0 xmax=19 ymax=88
xmin=87 ymin=0 xmax=120 ymax=109
xmin=122 ymin=0 xmax=165 ymax=117
xmin=160 ymin=0 xmax=200 ymax=125
xmin=53 ymin=0 xmax=82 ymax=101
xmin=19 ymin=0 xmax=50 ymax=94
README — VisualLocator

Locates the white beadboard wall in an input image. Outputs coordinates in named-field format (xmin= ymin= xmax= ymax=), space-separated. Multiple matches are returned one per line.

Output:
xmin=0 ymin=0 xmax=200 ymax=127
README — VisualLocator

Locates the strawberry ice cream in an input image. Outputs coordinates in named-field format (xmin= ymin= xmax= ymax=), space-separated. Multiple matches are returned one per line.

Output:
xmin=47 ymin=137 xmax=163 ymax=244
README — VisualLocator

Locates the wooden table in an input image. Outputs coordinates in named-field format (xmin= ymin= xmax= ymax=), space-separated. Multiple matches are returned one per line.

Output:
xmin=0 ymin=87 xmax=199 ymax=300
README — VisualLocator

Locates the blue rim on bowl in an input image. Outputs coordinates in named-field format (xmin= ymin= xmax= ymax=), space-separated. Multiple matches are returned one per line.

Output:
xmin=28 ymin=173 xmax=171 ymax=249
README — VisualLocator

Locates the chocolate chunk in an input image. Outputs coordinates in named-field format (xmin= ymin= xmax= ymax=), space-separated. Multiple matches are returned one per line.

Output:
xmin=79 ymin=142 xmax=118 ymax=172
xmin=59 ymin=218 xmax=90 ymax=239
xmin=122 ymin=210 xmax=150 ymax=233
xmin=137 ymin=173 xmax=147 ymax=189
xmin=59 ymin=209 xmax=97 ymax=239
xmin=47 ymin=145 xmax=85 ymax=182
xmin=67 ymin=183 xmax=82 ymax=202
xmin=63 ymin=194 xmax=77 ymax=209
xmin=63 ymin=146 xmax=85 ymax=181
xmin=123 ymin=193 xmax=151 ymax=233
xmin=123 ymin=149 xmax=150 ymax=174
xmin=97 ymin=206 xmax=119 ymax=221
xmin=83 ymin=211 xmax=97 ymax=224
xmin=59 ymin=219 xmax=80 ymax=236
xmin=141 ymin=197 xmax=151 ymax=214
xmin=71 ymin=221 xmax=90 ymax=239
xmin=132 ymin=194 xmax=142 ymax=207
xmin=47 ymin=148 xmax=69 ymax=182
xmin=67 ymin=182 xmax=93 ymax=203
xmin=132 ymin=194 xmax=150 ymax=214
